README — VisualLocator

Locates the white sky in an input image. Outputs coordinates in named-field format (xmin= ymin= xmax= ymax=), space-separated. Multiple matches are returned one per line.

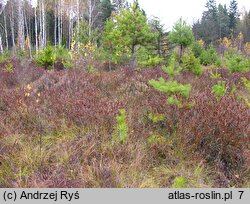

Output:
xmin=128 ymin=0 xmax=250 ymax=31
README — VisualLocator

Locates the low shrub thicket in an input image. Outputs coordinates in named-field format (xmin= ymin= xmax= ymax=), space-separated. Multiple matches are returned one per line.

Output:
xmin=0 ymin=59 xmax=249 ymax=187
xmin=179 ymin=93 xmax=250 ymax=176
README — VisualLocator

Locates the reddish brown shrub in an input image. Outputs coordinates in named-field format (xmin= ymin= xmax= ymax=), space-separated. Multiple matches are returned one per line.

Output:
xmin=179 ymin=91 xmax=250 ymax=176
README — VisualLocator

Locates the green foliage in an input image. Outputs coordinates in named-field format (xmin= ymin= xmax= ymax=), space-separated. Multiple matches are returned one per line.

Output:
xmin=112 ymin=109 xmax=128 ymax=144
xmin=86 ymin=65 xmax=98 ymax=74
xmin=149 ymin=17 xmax=168 ymax=58
xmin=168 ymin=18 xmax=194 ymax=52
xmin=147 ymin=134 xmax=166 ymax=146
xmin=148 ymin=113 xmax=165 ymax=123
xmin=167 ymin=96 xmax=183 ymax=107
xmin=101 ymin=0 xmax=112 ymax=22
xmin=212 ymin=81 xmax=227 ymax=97
xmin=226 ymin=53 xmax=250 ymax=73
xmin=181 ymin=50 xmax=202 ymax=76
xmin=149 ymin=78 xmax=191 ymax=98
xmin=137 ymin=47 xmax=163 ymax=67
xmin=229 ymin=0 xmax=239 ymax=32
xmin=146 ymin=56 xmax=163 ymax=67
xmin=230 ymin=84 xmax=237 ymax=95
xmin=0 ymin=51 xmax=11 ymax=63
xmin=2 ymin=60 xmax=14 ymax=73
xmin=36 ymin=46 xmax=55 ymax=68
xmin=73 ymin=21 xmax=98 ymax=45
xmin=210 ymin=68 xmax=221 ymax=79
xmin=162 ymin=56 xmax=182 ymax=77
xmin=191 ymin=41 xmax=205 ymax=58
xmin=102 ymin=2 xmax=156 ymax=67
xmin=199 ymin=45 xmax=220 ymax=66
xmin=241 ymin=77 xmax=250 ymax=92
xmin=35 ymin=46 xmax=72 ymax=69
xmin=54 ymin=46 xmax=72 ymax=69
xmin=172 ymin=176 xmax=188 ymax=188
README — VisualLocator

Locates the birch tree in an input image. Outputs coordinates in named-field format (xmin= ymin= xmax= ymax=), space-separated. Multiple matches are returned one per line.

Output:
xmin=32 ymin=0 xmax=38 ymax=54
xmin=87 ymin=0 xmax=101 ymax=38
xmin=76 ymin=0 xmax=79 ymax=50
xmin=0 ymin=0 xmax=7 ymax=53
xmin=10 ymin=0 xmax=16 ymax=52
xmin=3 ymin=9 xmax=8 ymax=50
xmin=41 ymin=0 xmax=46 ymax=48
xmin=54 ymin=0 xmax=57 ymax=46
xmin=17 ymin=0 xmax=25 ymax=50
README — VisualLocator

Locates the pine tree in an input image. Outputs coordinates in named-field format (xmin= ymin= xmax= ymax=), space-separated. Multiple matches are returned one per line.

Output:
xmin=168 ymin=18 xmax=194 ymax=59
xmin=102 ymin=2 xmax=155 ymax=68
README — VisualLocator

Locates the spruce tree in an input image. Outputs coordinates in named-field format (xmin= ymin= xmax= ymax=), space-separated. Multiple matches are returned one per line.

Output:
xmin=229 ymin=0 xmax=239 ymax=35
xmin=101 ymin=0 xmax=112 ymax=22
xmin=218 ymin=4 xmax=230 ymax=38
xmin=205 ymin=0 xmax=217 ymax=19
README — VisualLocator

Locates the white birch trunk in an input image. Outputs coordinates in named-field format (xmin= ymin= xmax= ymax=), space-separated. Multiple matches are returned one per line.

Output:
xmin=58 ymin=0 xmax=61 ymax=45
xmin=10 ymin=2 xmax=16 ymax=53
xmin=60 ymin=0 xmax=64 ymax=46
xmin=39 ymin=1 xmax=42 ymax=49
xmin=88 ymin=0 xmax=93 ymax=38
xmin=54 ymin=0 xmax=57 ymax=46
xmin=35 ymin=6 xmax=38 ymax=55
xmin=41 ymin=0 xmax=46 ymax=48
xmin=3 ymin=9 xmax=8 ymax=50
xmin=76 ymin=0 xmax=80 ymax=50
xmin=18 ymin=0 xmax=25 ymax=50
xmin=68 ymin=8 xmax=72 ymax=49
xmin=0 ymin=34 xmax=3 ymax=54
xmin=24 ymin=5 xmax=32 ymax=58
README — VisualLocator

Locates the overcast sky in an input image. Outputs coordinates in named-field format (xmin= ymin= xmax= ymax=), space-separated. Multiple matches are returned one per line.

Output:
xmin=128 ymin=0 xmax=250 ymax=31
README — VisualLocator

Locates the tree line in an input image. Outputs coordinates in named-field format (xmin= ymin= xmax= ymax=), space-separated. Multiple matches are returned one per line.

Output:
xmin=0 ymin=0 xmax=129 ymax=54
xmin=193 ymin=0 xmax=250 ymax=44
xmin=0 ymin=0 xmax=249 ymax=68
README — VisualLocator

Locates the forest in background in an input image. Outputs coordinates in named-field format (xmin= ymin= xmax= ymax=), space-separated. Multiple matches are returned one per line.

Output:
xmin=0 ymin=0 xmax=249 ymax=188
xmin=0 ymin=0 xmax=249 ymax=61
